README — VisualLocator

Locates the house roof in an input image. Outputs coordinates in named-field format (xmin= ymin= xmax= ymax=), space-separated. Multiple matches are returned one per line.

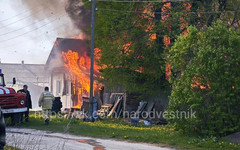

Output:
xmin=45 ymin=38 xmax=90 ymax=70
xmin=0 ymin=63 xmax=48 ymax=84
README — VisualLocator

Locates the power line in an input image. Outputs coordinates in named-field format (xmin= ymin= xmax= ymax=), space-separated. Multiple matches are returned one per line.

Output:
xmin=0 ymin=4 xmax=84 ymax=44
xmin=97 ymin=0 xmax=189 ymax=2
xmin=0 ymin=17 xmax=71 ymax=49
xmin=0 ymin=14 xmax=67 ymax=43
xmin=97 ymin=8 xmax=237 ymax=15
xmin=0 ymin=3 xmax=79 ymax=32
xmin=0 ymin=0 xmax=51 ymax=23
xmin=0 ymin=9 xmax=32 ymax=22
xmin=0 ymin=13 xmax=56 ymax=37
xmin=0 ymin=8 xmax=46 ymax=29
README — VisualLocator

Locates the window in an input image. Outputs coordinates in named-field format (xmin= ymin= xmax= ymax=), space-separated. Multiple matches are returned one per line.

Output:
xmin=0 ymin=76 xmax=4 ymax=86
xmin=56 ymin=81 xmax=62 ymax=95
xmin=66 ymin=81 xmax=70 ymax=95
xmin=63 ymin=80 xmax=70 ymax=96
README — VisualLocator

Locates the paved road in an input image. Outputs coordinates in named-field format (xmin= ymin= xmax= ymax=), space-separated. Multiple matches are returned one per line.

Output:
xmin=6 ymin=128 xmax=173 ymax=150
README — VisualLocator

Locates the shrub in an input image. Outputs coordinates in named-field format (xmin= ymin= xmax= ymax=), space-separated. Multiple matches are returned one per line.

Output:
xmin=167 ymin=21 xmax=240 ymax=136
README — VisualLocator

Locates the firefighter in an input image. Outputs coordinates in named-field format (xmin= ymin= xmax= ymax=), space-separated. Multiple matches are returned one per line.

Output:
xmin=38 ymin=87 xmax=54 ymax=125
xmin=17 ymin=85 xmax=32 ymax=122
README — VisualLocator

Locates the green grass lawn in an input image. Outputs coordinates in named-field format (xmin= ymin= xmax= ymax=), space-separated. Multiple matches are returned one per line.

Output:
xmin=12 ymin=114 xmax=240 ymax=150
xmin=4 ymin=146 xmax=19 ymax=150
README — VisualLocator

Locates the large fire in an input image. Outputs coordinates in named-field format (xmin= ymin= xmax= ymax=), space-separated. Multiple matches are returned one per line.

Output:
xmin=162 ymin=1 xmax=191 ymax=80
xmin=62 ymin=49 xmax=100 ymax=109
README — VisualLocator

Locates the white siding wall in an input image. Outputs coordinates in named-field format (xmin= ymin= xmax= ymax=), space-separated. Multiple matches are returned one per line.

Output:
xmin=50 ymin=73 xmax=72 ymax=110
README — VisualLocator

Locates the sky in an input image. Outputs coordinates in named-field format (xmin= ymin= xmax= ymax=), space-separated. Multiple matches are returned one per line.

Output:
xmin=0 ymin=0 xmax=81 ymax=64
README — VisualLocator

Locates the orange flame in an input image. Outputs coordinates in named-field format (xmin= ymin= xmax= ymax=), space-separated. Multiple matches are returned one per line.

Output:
xmin=62 ymin=50 xmax=99 ymax=109
xmin=163 ymin=2 xmax=192 ymax=80
xmin=191 ymin=76 xmax=210 ymax=90
xmin=73 ymin=33 xmax=89 ymax=40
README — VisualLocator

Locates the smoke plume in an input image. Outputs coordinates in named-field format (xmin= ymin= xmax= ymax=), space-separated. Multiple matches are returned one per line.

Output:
xmin=21 ymin=0 xmax=83 ymax=37
xmin=65 ymin=0 xmax=91 ymax=32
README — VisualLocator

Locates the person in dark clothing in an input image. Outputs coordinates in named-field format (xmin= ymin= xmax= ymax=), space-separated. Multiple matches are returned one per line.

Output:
xmin=0 ymin=109 xmax=6 ymax=150
xmin=18 ymin=85 xmax=32 ymax=122
xmin=51 ymin=97 xmax=62 ymax=114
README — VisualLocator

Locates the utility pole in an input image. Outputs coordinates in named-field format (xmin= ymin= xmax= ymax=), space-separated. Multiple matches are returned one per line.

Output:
xmin=89 ymin=0 xmax=95 ymax=121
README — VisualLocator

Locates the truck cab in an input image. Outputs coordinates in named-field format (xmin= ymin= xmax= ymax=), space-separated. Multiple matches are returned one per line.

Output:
xmin=0 ymin=69 xmax=27 ymax=125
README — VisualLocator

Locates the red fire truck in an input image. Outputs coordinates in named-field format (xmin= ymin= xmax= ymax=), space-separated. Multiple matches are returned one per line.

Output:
xmin=0 ymin=69 xmax=27 ymax=125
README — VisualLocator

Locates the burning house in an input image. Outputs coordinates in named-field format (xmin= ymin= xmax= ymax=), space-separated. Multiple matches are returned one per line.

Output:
xmin=46 ymin=38 xmax=100 ymax=111
xmin=45 ymin=37 xmax=167 ymax=120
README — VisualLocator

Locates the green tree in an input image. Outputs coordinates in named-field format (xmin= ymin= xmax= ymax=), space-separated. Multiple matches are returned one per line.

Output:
xmin=81 ymin=0 xmax=239 ymax=99
xmin=186 ymin=0 xmax=240 ymax=28
xmin=91 ymin=2 xmax=172 ymax=97
xmin=168 ymin=21 xmax=240 ymax=136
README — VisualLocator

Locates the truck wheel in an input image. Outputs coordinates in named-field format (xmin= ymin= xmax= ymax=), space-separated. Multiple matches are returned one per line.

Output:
xmin=11 ymin=113 xmax=22 ymax=126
